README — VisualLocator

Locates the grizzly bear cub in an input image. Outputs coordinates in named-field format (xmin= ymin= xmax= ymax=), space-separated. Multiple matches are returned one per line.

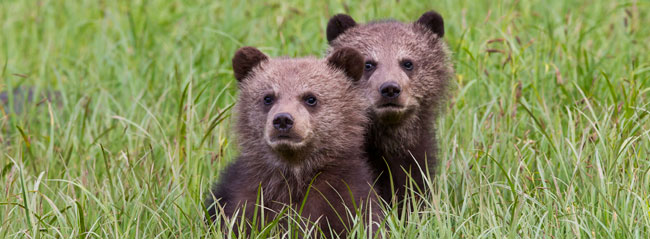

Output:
xmin=205 ymin=47 xmax=380 ymax=237
xmin=326 ymin=11 xmax=454 ymax=204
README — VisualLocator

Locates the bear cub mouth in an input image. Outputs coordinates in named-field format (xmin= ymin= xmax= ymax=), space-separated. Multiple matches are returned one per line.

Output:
xmin=373 ymin=101 xmax=415 ymax=124
xmin=272 ymin=133 xmax=303 ymax=142
xmin=267 ymin=132 xmax=308 ymax=151
xmin=378 ymin=102 xmax=403 ymax=109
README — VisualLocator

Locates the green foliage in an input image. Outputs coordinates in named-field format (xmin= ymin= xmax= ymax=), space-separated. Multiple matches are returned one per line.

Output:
xmin=1 ymin=0 xmax=649 ymax=238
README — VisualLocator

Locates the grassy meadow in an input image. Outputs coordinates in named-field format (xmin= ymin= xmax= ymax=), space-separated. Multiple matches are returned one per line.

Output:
xmin=1 ymin=0 xmax=649 ymax=238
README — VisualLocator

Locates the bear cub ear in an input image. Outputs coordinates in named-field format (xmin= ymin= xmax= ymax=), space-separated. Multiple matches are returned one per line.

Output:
xmin=415 ymin=10 xmax=445 ymax=38
xmin=327 ymin=47 xmax=364 ymax=82
xmin=326 ymin=14 xmax=357 ymax=43
xmin=232 ymin=47 xmax=268 ymax=82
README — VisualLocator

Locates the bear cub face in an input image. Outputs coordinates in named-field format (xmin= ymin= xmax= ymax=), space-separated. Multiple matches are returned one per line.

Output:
xmin=232 ymin=46 xmax=367 ymax=165
xmin=326 ymin=11 xmax=452 ymax=124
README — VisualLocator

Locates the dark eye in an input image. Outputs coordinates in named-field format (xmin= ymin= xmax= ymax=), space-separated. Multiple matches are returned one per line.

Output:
xmin=263 ymin=95 xmax=274 ymax=105
xmin=305 ymin=96 xmax=317 ymax=106
xmin=401 ymin=60 xmax=414 ymax=71
xmin=364 ymin=61 xmax=376 ymax=71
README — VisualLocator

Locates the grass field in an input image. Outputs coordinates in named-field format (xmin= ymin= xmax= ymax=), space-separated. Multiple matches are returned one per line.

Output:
xmin=1 ymin=0 xmax=649 ymax=238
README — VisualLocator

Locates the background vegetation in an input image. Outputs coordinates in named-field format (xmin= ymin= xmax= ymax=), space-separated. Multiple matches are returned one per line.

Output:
xmin=1 ymin=0 xmax=649 ymax=238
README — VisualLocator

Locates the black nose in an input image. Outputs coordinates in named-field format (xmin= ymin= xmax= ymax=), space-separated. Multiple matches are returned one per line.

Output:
xmin=273 ymin=113 xmax=294 ymax=131
xmin=380 ymin=82 xmax=401 ymax=99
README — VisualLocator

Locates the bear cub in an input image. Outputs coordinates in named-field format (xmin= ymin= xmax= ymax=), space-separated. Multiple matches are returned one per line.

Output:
xmin=205 ymin=47 xmax=380 ymax=237
xmin=326 ymin=11 xmax=454 ymax=204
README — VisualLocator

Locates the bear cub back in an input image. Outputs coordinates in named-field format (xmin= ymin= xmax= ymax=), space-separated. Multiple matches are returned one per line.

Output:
xmin=205 ymin=47 xmax=380 ymax=238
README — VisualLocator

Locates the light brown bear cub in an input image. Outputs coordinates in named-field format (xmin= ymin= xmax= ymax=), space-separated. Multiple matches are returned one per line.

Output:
xmin=205 ymin=47 xmax=380 ymax=237
xmin=326 ymin=11 xmax=453 ymax=204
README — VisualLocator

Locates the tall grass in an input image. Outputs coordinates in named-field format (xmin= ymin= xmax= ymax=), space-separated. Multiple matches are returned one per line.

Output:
xmin=1 ymin=0 xmax=649 ymax=238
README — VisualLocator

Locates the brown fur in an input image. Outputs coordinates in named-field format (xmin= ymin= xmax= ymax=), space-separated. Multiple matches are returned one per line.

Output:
xmin=326 ymin=11 xmax=454 ymax=204
xmin=206 ymin=47 xmax=381 ymax=238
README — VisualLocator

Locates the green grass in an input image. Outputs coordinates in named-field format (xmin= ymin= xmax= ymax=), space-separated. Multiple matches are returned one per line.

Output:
xmin=1 ymin=0 xmax=649 ymax=238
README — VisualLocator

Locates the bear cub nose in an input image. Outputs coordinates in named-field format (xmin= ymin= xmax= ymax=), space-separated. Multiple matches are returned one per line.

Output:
xmin=273 ymin=113 xmax=294 ymax=131
xmin=380 ymin=82 xmax=401 ymax=99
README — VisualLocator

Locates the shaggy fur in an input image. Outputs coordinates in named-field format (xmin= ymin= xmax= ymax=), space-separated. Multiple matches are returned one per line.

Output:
xmin=205 ymin=47 xmax=380 ymax=238
xmin=326 ymin=11 xmax=454 ymax=204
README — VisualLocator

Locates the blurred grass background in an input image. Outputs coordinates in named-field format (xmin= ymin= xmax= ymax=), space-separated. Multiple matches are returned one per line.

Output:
xmin=1 ymin=0 xmax=649 ymax=238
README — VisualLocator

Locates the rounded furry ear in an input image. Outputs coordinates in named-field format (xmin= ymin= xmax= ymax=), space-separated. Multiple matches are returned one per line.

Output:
xmin=326 ymin=14 xmax=357 ymax=43
xmin=415 ymin=11 xmax=445 ymax=37
xmin=327 ymin=47 xmax=364 ymax=82
xmin=232 ymin=47 xmax=268 ymax=82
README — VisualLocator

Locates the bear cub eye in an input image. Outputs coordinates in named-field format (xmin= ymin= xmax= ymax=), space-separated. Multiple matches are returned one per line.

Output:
xmin=364 ymin=61 xmax=376 ymax=72
xmin=401 ymin=60 xmax=414 ymax=71
xmin=304 ymin=95 xmax=317 ymax=106
xmin=263 ymin=95 xmax=274 ymax=105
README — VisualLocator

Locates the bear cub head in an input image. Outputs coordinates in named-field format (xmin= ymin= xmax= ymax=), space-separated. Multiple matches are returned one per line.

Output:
xmin=232 ymin=46 xmax=367 ymax=166
xmin=326 ymin=11 xmax=453 ymax=124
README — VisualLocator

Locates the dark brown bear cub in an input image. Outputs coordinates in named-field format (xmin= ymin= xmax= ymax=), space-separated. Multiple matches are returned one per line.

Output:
xmin=205 ymin=47 xmax=380 ymax=238
xmin=326 ymin=11 xmax=454 ymax=204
